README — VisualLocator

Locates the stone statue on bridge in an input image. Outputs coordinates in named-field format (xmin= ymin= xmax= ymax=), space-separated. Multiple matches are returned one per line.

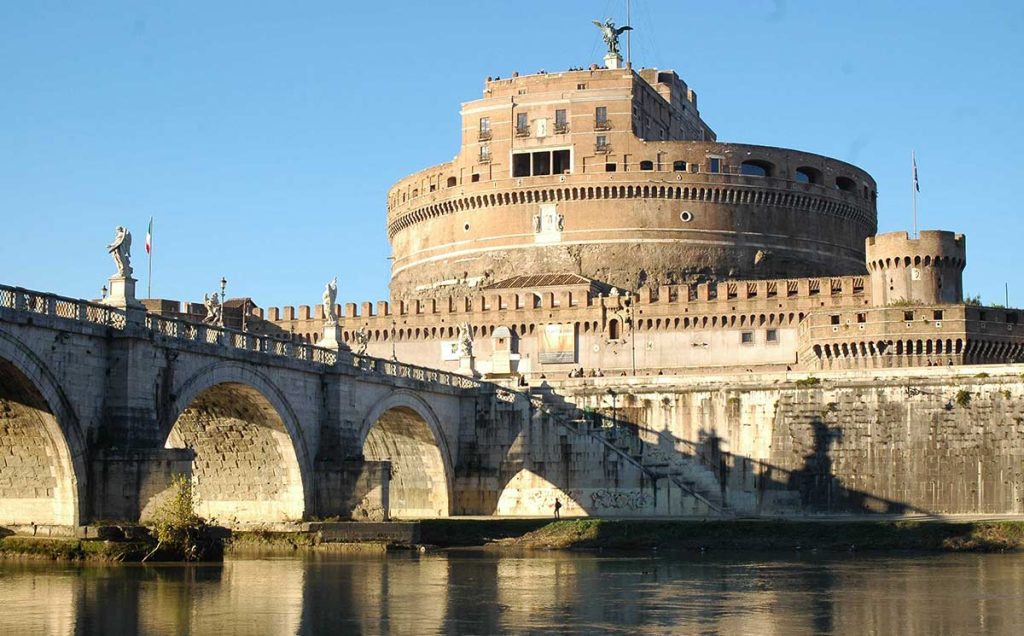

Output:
xmin=106 ymin=226 xmax=133 ymax=278
xmin=353 ymin=325 xmax=369 ymax=355
xmin=202 ymin=292 xmax=223 ymax=326
xmin=457 ymin=322 xmax=473 ymax=358
xmin=323 ymin=277 xmax=338 ymax=326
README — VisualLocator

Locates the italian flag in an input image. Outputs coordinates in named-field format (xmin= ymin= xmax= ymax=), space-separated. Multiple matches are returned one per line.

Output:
xmin=145 ymin=218 xmax=153 ymax=254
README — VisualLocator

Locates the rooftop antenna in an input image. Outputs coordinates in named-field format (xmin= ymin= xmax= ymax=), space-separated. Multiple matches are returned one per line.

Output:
xmin=626 ymin=0 xmax=632 ymax=67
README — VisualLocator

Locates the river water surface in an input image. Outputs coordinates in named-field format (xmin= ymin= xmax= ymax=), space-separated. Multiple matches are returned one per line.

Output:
xmin=2 ymin=550 xmax=1024 ymax=635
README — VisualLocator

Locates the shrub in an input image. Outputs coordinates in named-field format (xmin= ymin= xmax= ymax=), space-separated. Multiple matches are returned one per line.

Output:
xmin=147 ymin=474 xmax=205 ymax=561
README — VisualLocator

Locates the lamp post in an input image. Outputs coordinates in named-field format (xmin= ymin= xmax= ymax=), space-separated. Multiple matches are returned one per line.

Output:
xmin=391 ymin=319 xmax=397 ymax=361
xmin=606 ymin=387 xmax=617 ymax=425
xmin=220 ymin=277 xmax=227 ymax=304
xmin=101 ymin=285 xmax=108 ymax=300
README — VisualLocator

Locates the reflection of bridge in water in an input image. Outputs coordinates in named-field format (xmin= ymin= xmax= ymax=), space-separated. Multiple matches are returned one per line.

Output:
xmin=1 ymin=283 xmax=714 ymax=531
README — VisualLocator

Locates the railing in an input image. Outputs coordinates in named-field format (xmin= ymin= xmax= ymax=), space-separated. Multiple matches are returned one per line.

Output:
xmin=144 ymin=313 xmax=340 ymax=366
xmin=1 ymin=283 xmax=487 ymax=389
xmin=0 ymin=284 xmax=127 ymax=329
xmin=514 ymin=126 xmax=530 ymax=138
xmin=553 ymin=122 xmax=569 ymax=134
xmin=594 ymin=120 xmax=612 ymax=131
xmin=477 ymin=130 xmax=492 ymax=142
xmin=478 ymin=152 xmax=492 ymax=164
xmin=350 ymin=354 xmax=481 ymax=389
xmin=594 ymin=143 xmax=611 ymax=153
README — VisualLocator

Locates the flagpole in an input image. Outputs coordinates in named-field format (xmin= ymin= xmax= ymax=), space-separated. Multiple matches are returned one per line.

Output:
xmin=912 ymin=151 xmax=918 ymax=238
xmin=147 ymin=217 xmax=153 ymax=299
xmin=626 ymin=0 xmax=631 ymax=67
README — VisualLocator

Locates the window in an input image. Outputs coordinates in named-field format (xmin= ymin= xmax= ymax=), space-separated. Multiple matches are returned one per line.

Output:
xmin=708 ymin=157 xmax=721 ymax=173
xmin=513 ymin=153 xmax=530 ymax=177
xmin=577 ymin=82 xmax=587 ymax=90
xmin=479 ymin=145 xmax=491 ymax=163
xmin=836 ymin=176 xmax=857 ymax=192
xmin=1008 ymin=312 xmax=1019 ymax=324
xmin=690 ymin=163 xmax=700 ymax=173
xmin=471 ymin=173 xmax=480 ymax=183
xmin=795 ymin=167 xmax=821 ymax=184
xmin=741 ymin=331 xmax=754 ymax=344
xmin=857 ymin=313 xmax=867 ymax=323
xmin=933 ymin=310 xmax=944 ymax=321
xmin=830 ymin=314 xmax=841 ymax=325
xmin=554 ymin=109 xmax=568 ymax=133
xmin=595 ymin=106 xmax=608 ymax=124
xmin=516 ymin=112 xmax=529 ymax=136
xmin=766 ymin=329 xmax=778 ymax=343
xmin=979 ymin=311 xmax=988 ymax=321
xmin=605 ymin=162 xmax=617 ymax=172
xmin=740 ymin=160 xmax=773 ymax=177
xmin=609 ymin=319 xmax=620 ymax=340
xmin=512 ymin=149 xmax=572 ymax=177
xmin=639 ymin=160 xmax=654 ymax=171
xmin=478 ymin=117 xmax=491 ymax=141
xmin=673 ymin=160 xmax=687 ymax=172
xmin=596 ymin=134 xmax=609 ymax=151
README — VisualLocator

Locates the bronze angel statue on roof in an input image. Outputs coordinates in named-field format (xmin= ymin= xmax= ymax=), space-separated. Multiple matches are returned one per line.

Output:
xmin=593 ymin=18 xmax=632 ymax=57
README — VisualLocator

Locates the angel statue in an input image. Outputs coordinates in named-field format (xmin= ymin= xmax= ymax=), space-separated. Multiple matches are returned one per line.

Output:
xmin=457 ymin=322 xmax=473 ymax=358
xmin=202 ymin=292 xmax=223 ymax=326
xmin=592 ymin=18 xmax=632 ymax=57
xmin=106 ymin=226 xmax=133 ymax=277
xmin=353 ymin=325 xmax=369 ymax=355
xmin=322 ymin=277 xmax=338 ymax=325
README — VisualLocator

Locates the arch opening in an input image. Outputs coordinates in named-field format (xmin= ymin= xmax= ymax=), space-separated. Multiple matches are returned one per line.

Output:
xmin=363 ymin=406 xmax=450 ymax=519
xmin=0 ymin=357 xmax=77 ymax=527
xmin=166 ymin=382 xmax=305 ymax=526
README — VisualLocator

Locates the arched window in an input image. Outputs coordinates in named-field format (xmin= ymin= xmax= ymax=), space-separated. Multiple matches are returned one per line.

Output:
xmin=835 ymin=176 xmax=857 ymax=192
xmin=740 ymin=160 xmax=773 ymax=177
xmin=608 ymin=318 xmax=620 ymax=340
xmin=795 ymin=166 xmax=822 ymax=185
xmin=673 ymin=160 xmax=687 ymax=171
xmin=639 ymin=160 xmax=654 ymax=171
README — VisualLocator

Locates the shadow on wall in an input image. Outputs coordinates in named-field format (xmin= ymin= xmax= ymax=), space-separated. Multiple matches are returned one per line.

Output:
xmin=590 ymin=404 xmax=931 ymax=516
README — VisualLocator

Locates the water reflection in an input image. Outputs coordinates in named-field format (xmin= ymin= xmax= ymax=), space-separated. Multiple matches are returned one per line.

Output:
xmin=1 ymin=551 xmax=1023 ymax=634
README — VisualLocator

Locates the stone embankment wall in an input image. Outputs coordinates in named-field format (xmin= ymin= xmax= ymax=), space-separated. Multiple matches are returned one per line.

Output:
xmin=551 ymin=365 xmax=1024 ymax=515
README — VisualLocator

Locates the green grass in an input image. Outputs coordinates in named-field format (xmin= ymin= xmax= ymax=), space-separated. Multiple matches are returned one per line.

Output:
xmin=0 ymin=537 xmax=153 ymax=562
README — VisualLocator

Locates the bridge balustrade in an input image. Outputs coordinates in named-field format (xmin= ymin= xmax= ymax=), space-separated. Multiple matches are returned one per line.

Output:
xmin=1 ymin=283 xmax=486 ymax=390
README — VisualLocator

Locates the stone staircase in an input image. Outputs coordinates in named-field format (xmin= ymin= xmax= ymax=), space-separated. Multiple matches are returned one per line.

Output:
xmin=528 ymin=385 xmax=731 ymax=517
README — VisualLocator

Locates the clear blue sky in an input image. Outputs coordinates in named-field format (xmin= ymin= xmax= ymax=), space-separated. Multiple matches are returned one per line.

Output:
xmin=2 ymin=1 xmax=1023 ymax=308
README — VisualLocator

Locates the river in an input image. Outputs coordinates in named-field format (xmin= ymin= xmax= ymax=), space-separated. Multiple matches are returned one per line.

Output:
xmin=2 ymin=550 xmax=1023 ymax=634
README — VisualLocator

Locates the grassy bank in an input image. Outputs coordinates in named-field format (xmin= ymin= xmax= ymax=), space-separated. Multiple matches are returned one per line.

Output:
xmin=0 ymin=536 xmax=154 ymax=562
xmin=484 ymin=519 xmax=1024 ymax=552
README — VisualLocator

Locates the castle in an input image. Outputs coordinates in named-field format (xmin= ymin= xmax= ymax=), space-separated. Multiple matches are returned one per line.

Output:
xmin=227 ymin=54 xmax=1021 ymax=378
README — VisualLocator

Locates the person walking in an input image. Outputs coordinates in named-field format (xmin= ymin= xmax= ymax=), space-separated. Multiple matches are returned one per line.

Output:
xmin=553 ymin=498 xmax=562 ymax=519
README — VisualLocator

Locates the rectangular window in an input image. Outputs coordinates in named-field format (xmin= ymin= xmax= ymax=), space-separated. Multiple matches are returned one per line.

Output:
xmin=766 ymin=329 xmax=778 ymax=343
xmin=595 ymin=106 xmax=607 ymax=122
xmin=555 ymin=109 xmax=567 ymax=125
xmin=596 ymin=134 xmax=608 ymax=151
xmin=741 ymin=331 xmax=754 ymax=345
xmin=857 ymin=312 xmax=867 ymax=323
xmin=673 ymin=160 xmax=687 ymax=172
xmin=479 ymin=117 xmax=490 ymax=133
xmin=933 ymin=310 xmax=944 ymax=321
xmin=577 ymin=83 xmax=587 ymax=90
xmin=904 ymin=310 xmax=914 ymax=321
xmin=532 ymin=152 xmax=551 ymax=176
xmin=471 ymin=173 xmax=480 ymax=183
xmin=552 ymin=149 xmax=571 ymax=175
xmin=830 ymin=314 xmax=841 ymax=325
xmin=709 ymin=157 xmax=721 ymax=173
xmin=479 ymin=145 xmax=491 ymax=163
xmin=513 ymin=153 xmax=530 ymax=177
xmin=516 ymin=112 xmax=529 ymax=136
xmin=605 ymin=162 xmax=617 ymax=172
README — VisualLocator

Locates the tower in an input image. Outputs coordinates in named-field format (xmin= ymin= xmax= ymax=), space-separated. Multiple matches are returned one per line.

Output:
xmin=865 ymin=231 xmax=966 ymax=306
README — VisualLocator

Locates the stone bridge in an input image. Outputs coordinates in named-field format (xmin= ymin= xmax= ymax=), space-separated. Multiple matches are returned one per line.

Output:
xmin=0 ymin=284 xmax=701 ymax=533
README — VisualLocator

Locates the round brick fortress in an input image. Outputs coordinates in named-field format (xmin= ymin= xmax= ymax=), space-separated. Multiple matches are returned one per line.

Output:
xmin=384 ymin=68 xmax=877 ymax=299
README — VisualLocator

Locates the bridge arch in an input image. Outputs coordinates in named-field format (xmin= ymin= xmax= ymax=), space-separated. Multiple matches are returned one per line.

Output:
xmin=0 ymin=331 xmax=86 ymax=527
xmin=166 ymin=363 xmax=312 ymax=526
xmin=359 ymin=390 xmax=453 ymax=518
